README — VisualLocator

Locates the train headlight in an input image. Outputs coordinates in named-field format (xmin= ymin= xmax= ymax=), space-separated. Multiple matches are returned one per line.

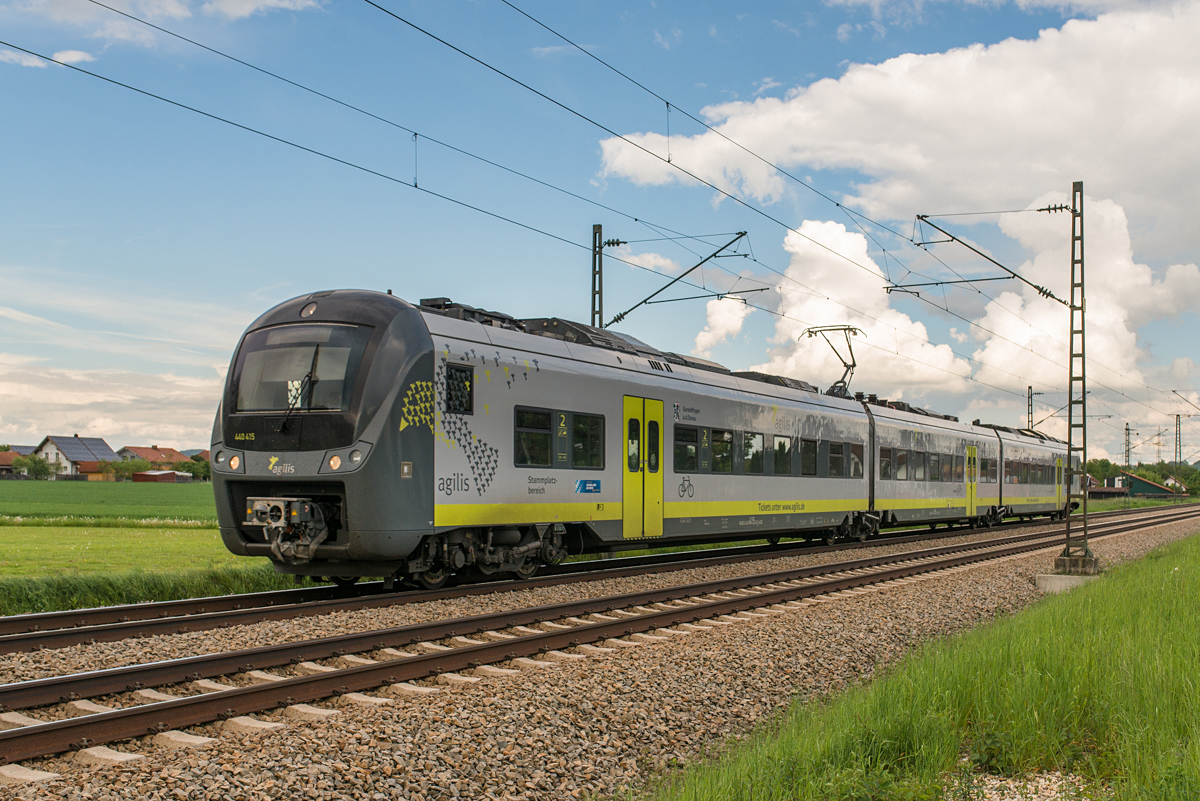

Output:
xmin=300 ymin=302 xmax=318 ymax=318
xmin=229 ymin=455 xmax=240 ymax=470
xmin=329 ymin=454 xmax=342 ymax=471
xmin=349 ymin=450 xmax=363 ymax=465
xmin=215 ymin=451 xmax=226 ymax=465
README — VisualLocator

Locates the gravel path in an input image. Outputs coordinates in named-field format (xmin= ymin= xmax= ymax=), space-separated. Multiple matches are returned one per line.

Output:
xmin=5 ymin=517 xmax=1195 ymax=800
xmin=0 ymin=521 xmax=1073 ymax=685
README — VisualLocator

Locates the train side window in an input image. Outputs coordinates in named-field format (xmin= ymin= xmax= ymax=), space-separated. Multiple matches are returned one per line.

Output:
xmin=712 ymin=429 xmax=733 ymax=474
xmin=1018 ymin=461 xmax=1029 ymax=484
xmin=941 ymin=454 xmax=953 ymax=482
xmin=955 ymin=455 xmax=965 ymax=482
xmin=674 ymin=426 xmax=699 ymax=472
xmin=989 ymin=459 xmax=998 ymax=483
xmin=929 ymin=453 xmax=940 ymax=482
xmin=627 ymin=419 xmax=641 ymax=472
xmin=571 ymin=413 xmax=604 ymax=469
xmin=829 ymin=442 xmax=844 ymax=478
xmin=514 ymin=409 xmax=552 ymax=467
xmin=896 ymin=449 xmax=908 ymax=481
xmin=879 ymin=447 xmax=892 ymax=480
xmin=800 ymin=439 xmax=817 ymax=476
xmin=914 ymin=451 xmax=926 ymax=481
xmin=979 ymin=457 xmax=989 ymax=482
xmin=772 ymin=436 xmax=791 ymax=475
xmin=446 ymin=365 xmax=473 ymax=414
xmin=647 ymin=421 xmax=660 ymax=473
xmin=743 ymin=433 xmax=764 ymax=474
xmin=850 ymin=443 xmax=864 ymax=478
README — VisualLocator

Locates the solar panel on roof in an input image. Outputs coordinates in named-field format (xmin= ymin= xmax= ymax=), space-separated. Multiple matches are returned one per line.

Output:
xmin=78 ymin=438 xmax=119 ymax=461
xmin=51 ymin=437 xmax=97 ymax=463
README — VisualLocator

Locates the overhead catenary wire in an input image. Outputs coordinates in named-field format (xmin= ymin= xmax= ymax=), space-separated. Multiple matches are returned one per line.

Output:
xmin=4 ymin=40 xmax=1043 ymax=403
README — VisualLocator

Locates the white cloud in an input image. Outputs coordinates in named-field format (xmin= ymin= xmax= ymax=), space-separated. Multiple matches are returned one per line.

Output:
xmin=51 ymin=49 xmax=95 ymax=63
xmin=749 ymin=221 xmax=974 ymax=397
xmin=693 ymin=297 xmax=754 ymax=358
xmin=201 ymin=0 xmax=318 ymax=19
xmin=612 ymin=248 xmax=683 ymax=276
xmin=0 ymin=49 xmax=48 ymax=68
xmin=753 ymin=77 xmax=783 ymax=95
xmin=529 ymin=45 xmax=573 ymax=57
xmin=653 ymin=28 xmax=682 ymax=49
xmin=0 ymin=358 xmax=222 ymax=450
xmin=599 ymin=3 xmax=1200 ymax=259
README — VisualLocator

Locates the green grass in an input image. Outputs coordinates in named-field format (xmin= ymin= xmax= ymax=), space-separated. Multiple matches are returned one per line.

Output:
xmin=0 ymin=525 xmax=249 ymax=577
xmin=0 ymin=481 xmax=217 ymax=522
xmin=0 ymin=565 xmax=298 ymax=617
xmin=1082 ymin=497 xmax=1197 ymax=513
xmin=650 ymin=534 xmax=1200 ymax=801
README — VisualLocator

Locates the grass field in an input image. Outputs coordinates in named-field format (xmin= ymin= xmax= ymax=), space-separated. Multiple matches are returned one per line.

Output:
xmin=0 ymin=526 xmax=244 ymax=577
xmin=0 ymin=481 xmax=217 ymax=522
xmin=651 ymin=535 xmax=1200 ymax=801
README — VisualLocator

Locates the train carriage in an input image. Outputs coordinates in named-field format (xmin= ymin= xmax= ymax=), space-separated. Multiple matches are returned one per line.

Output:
xmin=211 ymin=291 xmax=1071 ymax=586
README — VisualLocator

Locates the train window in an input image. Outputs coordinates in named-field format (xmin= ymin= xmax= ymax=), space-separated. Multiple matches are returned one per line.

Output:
xmin=940 ymin=454 xmax=952 ymax=482
xmin=914 ymin=451 xmax=926 ymax=481
xmin=514 ymin=409 xmax=552 ymax=467
xmin=1018 ymin=461 xmax=1029 ymax=484
xmin=445 ymin=365 xmax=473 ymax=414
xmin=571 ymin=414 xmax=604 ymax=469
xmin=955 ymin=456 xmax=965 ymax=482
xmin=627 ymin=419 xmax=641 ymax=472
xmin=929 ymin=453 xmax=940 ymax=482
xmin=773 ymin=436 xmax=791 ymax=475
xmin=234 ymin=323 xmax=371 ymax=413
xmin=850 ymin=443 xmax=864 ymax=478
xmin=979 ymin=458 xmax=989 ymax=483
xmin=800 ymin=439 xmax=817 ymax=476
xmin=647 ymin=421 xmax=660 ymax=473
xmin=879 ymin=447 xmax=892 ymax=480
xmin=743 ymin=433 xmax=764 ymax=474
xmin=712 ymin=429 xmax=733 ymax=474
xmin=674 ymin=426 xmax=699 ymax=472
xmin=829 ymin=442 xmax=844 ymax=478
xmin=989 ymin=459 xmax=998 ymax=483
xmin=896 ymin=449 xmax=909 ymax=481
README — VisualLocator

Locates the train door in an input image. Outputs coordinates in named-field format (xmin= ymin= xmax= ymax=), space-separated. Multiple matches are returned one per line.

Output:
xmin=622 ymin=396 xmax=664 ymax=539
xmin=1055 ymin=457 xmax=1064 ymax=510
xmin=965 ymin=446 xmax=978 ymax=517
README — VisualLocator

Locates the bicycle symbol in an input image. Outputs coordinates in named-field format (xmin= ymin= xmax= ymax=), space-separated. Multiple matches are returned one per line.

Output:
xmin=678 ymin=476 xmax=695 ymax=498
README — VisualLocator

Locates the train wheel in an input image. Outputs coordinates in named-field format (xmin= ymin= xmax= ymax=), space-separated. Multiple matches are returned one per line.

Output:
xmin=510 ymin=561 xmax=539 ymax=581
xmin=823 ymin=530 xmax=836 ymax=546
xmin=415 ymin=568 xmax=449 ymax=590
xmin=768 ymin=536 xmax=781 ymax=546
xmin=331 ymin=576 xmax=359 ymax=588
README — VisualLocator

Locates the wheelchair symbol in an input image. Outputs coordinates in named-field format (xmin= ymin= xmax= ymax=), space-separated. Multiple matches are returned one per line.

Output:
xmin=678 ymin=476 xmax=695 ymax=498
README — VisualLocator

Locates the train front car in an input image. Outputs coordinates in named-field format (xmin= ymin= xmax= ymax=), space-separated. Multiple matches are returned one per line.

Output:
xmin=211 ymin=290 xmax=436 ymax=584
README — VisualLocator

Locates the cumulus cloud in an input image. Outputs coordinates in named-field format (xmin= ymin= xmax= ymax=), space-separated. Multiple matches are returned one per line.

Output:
xmin=11 ymin=0 xmax=319 ymax=43
xmin=693 ymin=297 xmax=754 ymax=358
xmin=748 ymin=220 xmax=974 ymax=397
xmin=599 ymin=3 xmax=1200 ymax=258
xmin=0 ymin=49 xmax=48 ymax=67
xmin=0 ymin=358 xmax=223 ymax=450
xmin=51 ymin=49 xmax=94 ymax=63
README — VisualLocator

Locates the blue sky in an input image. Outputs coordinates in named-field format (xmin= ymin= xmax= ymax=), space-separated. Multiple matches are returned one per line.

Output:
xmin=2 ymin=0 xmax=1199 ymax=459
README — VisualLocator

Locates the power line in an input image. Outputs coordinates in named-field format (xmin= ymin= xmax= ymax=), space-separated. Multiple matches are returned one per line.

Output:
xmin=491 ymin=0 xmax=1182 ymax=414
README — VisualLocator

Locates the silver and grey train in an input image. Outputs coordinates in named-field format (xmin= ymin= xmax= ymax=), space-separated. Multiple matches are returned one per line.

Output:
xmin=211 ymin=290 xmax=1076 ymax=588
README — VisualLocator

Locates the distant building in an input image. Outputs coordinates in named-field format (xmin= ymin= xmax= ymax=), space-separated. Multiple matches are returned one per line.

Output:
xmin=1121 ymin=470 xmax=1187 ymax=497
xmin=0 ymin=451 xmax=19 ymax=476
xmin=195 ymin=449 xmax=211 ymax=463
xmin=132 ymin=470 xmax=193 ymax=483
xmin=6 ymin=445 xmax=36 ymax=456
xmin=119 ymin=446 xmax=190 ymax=468
xmin=33 ymin=435 xmax=121 ymax=480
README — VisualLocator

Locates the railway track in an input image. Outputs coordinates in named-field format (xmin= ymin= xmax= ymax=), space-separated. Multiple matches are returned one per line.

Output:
xmin=2 ymin=503 xmax=1197 ymax=767
xmin=0 ymin=505 xmax=1172 ymax=655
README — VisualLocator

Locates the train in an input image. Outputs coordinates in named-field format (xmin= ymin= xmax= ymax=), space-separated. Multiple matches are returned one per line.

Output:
xmin=210 ymin=290 xmax=1075 ymax=588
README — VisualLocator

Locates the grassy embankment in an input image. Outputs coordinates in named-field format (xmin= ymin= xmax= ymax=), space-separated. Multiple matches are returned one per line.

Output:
xmin=0 ymin=482 xmax=293 ymax=615
xmin=649 ymin=534 xmax=1200 ymax=801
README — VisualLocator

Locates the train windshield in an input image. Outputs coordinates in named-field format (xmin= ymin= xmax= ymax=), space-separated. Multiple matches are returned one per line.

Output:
xmin=234 ymin=323 xmax=372 ymax=412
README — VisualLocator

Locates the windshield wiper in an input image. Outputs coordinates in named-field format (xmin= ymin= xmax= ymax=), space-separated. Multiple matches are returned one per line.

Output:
xmin=278 ymin=345 xmax=320 ymax=433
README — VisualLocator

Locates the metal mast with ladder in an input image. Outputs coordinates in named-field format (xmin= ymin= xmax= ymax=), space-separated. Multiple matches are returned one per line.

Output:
xmin=1059 ymin=181 xmax=1099 ymax=573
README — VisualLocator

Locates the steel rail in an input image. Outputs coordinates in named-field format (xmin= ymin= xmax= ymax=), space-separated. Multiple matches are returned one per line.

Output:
xmin=0 ymin=505 xmax=1173 ymax=650
xmin=6 ymin=506 xmax=1199 ymax=764
xmin=2 ymin=506 xmax=1196 ymax=718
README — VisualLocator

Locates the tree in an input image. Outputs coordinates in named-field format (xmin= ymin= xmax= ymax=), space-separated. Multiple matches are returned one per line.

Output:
xmin=12 ymin=454 xmax=61 ymax=480
xmin=1086 ymin=458 xmax=1122 ymax=482
xmin=172 ymin=460 xmax=211 ymax=481
xmin=0 ymin=444 xmax=10 ymax=452
xmin=102 ymin=458 xmax=152 ymax=481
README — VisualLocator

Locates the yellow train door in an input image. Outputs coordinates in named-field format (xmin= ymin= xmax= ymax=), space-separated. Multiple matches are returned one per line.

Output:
xmin=622 ymin=396 xmax=664 ymax=539
xmin=966 ymin=446 xmax=978 ymax=517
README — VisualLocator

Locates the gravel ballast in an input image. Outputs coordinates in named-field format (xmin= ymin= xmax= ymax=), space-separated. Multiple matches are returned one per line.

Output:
xmin=4 ymin=517 xmax=1197 ymax=800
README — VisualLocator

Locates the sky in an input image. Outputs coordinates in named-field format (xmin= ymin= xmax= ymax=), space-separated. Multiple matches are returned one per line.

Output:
xmin=1 ymin=0 xmax=1198 ymax=462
